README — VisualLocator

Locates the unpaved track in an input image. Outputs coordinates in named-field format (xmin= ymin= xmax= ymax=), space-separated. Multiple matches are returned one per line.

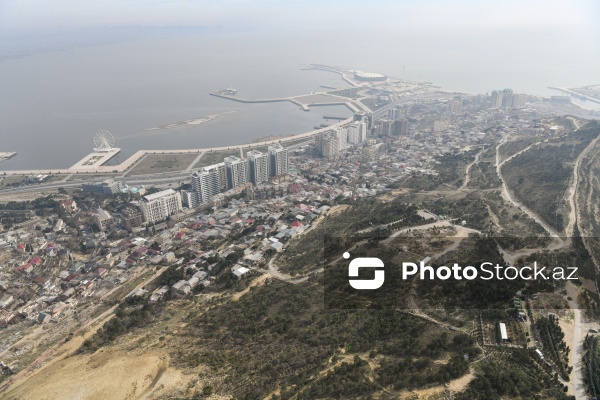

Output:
xmin=460 ymin=148 xmax=484 ymax=190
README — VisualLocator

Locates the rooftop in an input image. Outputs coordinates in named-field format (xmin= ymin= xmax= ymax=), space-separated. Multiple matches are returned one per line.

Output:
xmin=143 ymin=189 xmax=177 ymax=202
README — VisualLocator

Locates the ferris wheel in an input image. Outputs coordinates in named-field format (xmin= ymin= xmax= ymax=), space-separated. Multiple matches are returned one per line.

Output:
xmin=93 ymin=130 xmax=116 ymax=152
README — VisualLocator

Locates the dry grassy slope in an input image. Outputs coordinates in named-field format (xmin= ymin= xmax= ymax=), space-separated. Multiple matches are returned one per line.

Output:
xmin=1 ymin=351 xmax=186 ymax=400
xmin=0 ymin=298 xmax=202 ymax=400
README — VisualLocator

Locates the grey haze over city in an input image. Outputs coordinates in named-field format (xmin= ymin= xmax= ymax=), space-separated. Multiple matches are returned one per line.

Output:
xmin=0 ymin=0 xmax=599 ymax=169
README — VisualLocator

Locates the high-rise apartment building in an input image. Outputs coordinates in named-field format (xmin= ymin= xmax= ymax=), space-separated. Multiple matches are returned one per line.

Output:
xmin=491 ymin=89 xmax=515 ymax=109
xmin=224 ymin=156 xmax=248 ymax=189
xmin=512 ymin=93 xmax=527 ymax=108
xmin=140 ymin=189 xmax=183 ymax=224
xmin=190 ymin=162 xmax=226 ymax=206
xmin=247 ymin=150 xmax=269 ymax=186
xmin=315 ymin=132 xmax=340 ymax=158
xmin=347 ymin=123 xmax=360 ymax=144
xmin=393 ymin=119 xmax=409 ymax=136
xmin=491 ymin=90 xmax=504 ymax=108
xmin=267 ymin=144 xmax=289 ymax=177
xmin=334 ymin=127 xmax=347 ymax=150
xmin=447 ymin=98 xmax=463 ymax=113
xmin=359 ymin=121 xmax=368 ymax=141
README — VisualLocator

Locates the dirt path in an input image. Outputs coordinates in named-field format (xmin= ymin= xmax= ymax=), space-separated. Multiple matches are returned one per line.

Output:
xmin=231 ymin=273 xmax=269 ymax=301
xmin=564 ymin=282 xmax=595 ymax=400
xmin=566 ymin=131 xmax=600 ymax=238
xmin=460 ymin=148 xmax=484 ymax=190
xmin=495 ymin=139 xmax=564 ymax=248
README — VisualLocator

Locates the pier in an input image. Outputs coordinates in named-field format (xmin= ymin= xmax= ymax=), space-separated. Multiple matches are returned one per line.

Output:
xmin=548 ymin=86 xmax=600 ymax=105
xmin=69 ymin=148 xmax=121 ymax=170
xmin=209 ymin=90 xmax=364 ymax=113
xmin=210 ymin=90 xmax=313 ymax=111
xmin=305 ymin=64 xmax=360 ymax=87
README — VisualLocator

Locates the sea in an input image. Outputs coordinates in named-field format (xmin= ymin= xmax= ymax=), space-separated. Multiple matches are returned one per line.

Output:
xmin=0 ymin=28 xmax=599 ymax=170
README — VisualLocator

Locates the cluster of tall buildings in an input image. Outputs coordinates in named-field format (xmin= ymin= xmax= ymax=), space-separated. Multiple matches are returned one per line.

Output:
xmin=379 ymin=118 xmax=409 ymax=137
xmin=491 ymin=89 xmax=528 ymax=109
xmin=81 ymin=145 xmax=289 ymax=225
xmin=315 ymin=124 xmax=363 ymax=158
xmin=184 ymin=144 xmax=289 ymax=208
xmin=315 ymin=116 xmax=369 ymax=159
xmin=372 ymin=107 xmax=409 ymax=138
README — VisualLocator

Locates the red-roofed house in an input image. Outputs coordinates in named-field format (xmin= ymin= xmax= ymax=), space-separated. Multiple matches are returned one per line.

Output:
xmin=30 ymin=257 xmax=42 ymax=266
xmin=16 ymin=263 xmax=31 ymax=272
xmin=59 ymin=199 xmax=77 ymax=213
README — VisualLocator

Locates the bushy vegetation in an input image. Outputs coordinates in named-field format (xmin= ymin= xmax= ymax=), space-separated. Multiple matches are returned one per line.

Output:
xmin=173 ymin=280 xmax=477 ymax=399
xmin=296 ymin=357 xmax=376 ymax=399
xmin=502 ymin=124 xmax=599 ymax=232
xmin=78 ymin=295 xmax=164 ymax=353
xmin=0 ymin=196 xmax=58 ymax=215
xmin=456 ymin=349 xmax=573 ymax=400
xmin=377 ymin=334 xmax=475 ymax=389
xmin=583 ymin=334 xmax=600 ymax=397
xmin=278 ymin=198 xmax=423 ymax=274
xmin=535 ymin=315 xmax=570 ymax=379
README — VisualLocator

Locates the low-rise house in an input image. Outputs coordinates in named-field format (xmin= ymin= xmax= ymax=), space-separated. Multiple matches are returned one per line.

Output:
xmin=172 ymin=280 xmax=190 ymax=295
xmin=150 ymin=286 xmax=170 ymax=303
xmin=270 ymin=242 xmax=284 ymax=252
xmin=0 ymin=295 xmax=14 ymax=308
xmin=231 ymin=264 xmax=250 ymax=279
xmin=38 ymin=312 xmax=52 ymax=324
xmin=162 ymin=252 xmax=176 ymax=265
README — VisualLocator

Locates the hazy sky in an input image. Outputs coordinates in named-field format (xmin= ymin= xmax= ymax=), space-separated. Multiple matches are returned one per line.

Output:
xmin=1 ymin=0 xmax=599 ymax=35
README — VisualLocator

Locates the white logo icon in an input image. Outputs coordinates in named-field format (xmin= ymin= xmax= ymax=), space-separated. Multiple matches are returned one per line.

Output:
xmin=345 ymin=252 xmax=385 ymax=290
